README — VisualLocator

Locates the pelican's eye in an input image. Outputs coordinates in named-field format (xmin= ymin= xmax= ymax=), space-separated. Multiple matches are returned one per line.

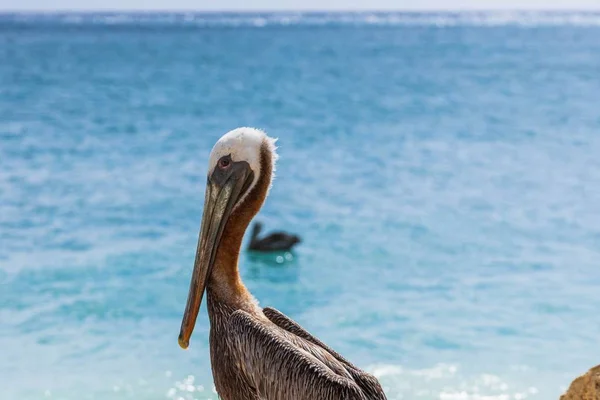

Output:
xmin=218 ymin=157 xmax=231 ymax=170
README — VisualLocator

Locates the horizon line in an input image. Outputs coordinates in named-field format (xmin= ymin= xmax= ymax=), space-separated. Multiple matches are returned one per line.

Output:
xmin=2 ymin=8 xmax=600 ymax=13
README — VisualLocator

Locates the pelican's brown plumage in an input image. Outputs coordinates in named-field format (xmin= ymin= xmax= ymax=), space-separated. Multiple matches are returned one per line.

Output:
xmin=178 ymin=127 xmax=387 ymax=400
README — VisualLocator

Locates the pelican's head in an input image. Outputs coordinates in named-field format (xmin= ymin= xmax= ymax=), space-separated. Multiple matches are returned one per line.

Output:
xmin=179 ymin=127 xmax=277 ymax=349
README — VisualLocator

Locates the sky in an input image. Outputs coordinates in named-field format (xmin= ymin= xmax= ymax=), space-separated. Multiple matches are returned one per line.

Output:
xmin=2 ymin=0 xmax=600 ymax=11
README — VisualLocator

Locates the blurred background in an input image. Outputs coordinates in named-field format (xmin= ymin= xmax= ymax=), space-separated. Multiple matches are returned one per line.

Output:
xmin=1 ymin=1 xmax=600 ymax=399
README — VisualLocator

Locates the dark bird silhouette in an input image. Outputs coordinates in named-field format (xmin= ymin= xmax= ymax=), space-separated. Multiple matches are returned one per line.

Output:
xmin=178 ymin=127 xmax=387 ymax=400
xmin=248 ymin=221 xmax=301 ymax=252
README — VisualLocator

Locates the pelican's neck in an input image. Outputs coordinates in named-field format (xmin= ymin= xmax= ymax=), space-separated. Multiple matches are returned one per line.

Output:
xmin=207 ymin=217 xmax=255 ymax=311
xmin=207 ymin=140 xmax=273 ymax=313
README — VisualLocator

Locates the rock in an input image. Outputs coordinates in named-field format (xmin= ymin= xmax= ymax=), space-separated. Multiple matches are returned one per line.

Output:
xmin=560 ymin=365 xmax=600 ymax=400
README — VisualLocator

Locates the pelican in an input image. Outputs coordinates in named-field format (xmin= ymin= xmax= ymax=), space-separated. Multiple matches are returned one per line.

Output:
xmin=179 ymin=127 xmax=387 ymax=400
xmin=248 ymin=221 xmax=301 ymax=252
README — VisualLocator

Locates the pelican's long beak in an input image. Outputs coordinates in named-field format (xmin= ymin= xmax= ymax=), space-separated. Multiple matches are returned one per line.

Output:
xmin=178 ymin=161 xmax=253 ymax=349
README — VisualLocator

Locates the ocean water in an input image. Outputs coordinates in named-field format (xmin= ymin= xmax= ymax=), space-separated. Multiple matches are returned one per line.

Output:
xmin=1 ymin=11 xmax=600 ymax=400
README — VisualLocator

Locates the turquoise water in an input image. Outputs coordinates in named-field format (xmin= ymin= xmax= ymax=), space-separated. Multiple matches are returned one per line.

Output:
xmin=1 ymin=12 xmax=600 ymax=400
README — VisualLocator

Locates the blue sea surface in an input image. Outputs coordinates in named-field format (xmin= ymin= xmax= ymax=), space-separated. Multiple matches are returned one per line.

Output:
xmin=1 ymin=11 xmax=600 ymax=400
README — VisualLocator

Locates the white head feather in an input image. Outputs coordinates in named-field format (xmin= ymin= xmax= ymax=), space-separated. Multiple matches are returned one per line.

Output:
xmin=208 ymin=127 xmax=278 ymax=198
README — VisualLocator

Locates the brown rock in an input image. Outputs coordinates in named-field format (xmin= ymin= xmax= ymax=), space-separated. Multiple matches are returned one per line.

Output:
xmin=560 ymin=365 xmax=600 ymax=400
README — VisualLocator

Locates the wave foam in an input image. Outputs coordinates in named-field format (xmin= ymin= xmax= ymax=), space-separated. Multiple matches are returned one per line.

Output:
xmin=368 ymin=363 xmax=543 ymax=400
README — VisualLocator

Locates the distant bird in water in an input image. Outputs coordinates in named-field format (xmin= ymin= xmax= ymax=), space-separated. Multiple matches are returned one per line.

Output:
xmin=248 ymin=221 xmax=301 ymax=252
xmin=178 ymin=128 xmax=387 ymax=400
